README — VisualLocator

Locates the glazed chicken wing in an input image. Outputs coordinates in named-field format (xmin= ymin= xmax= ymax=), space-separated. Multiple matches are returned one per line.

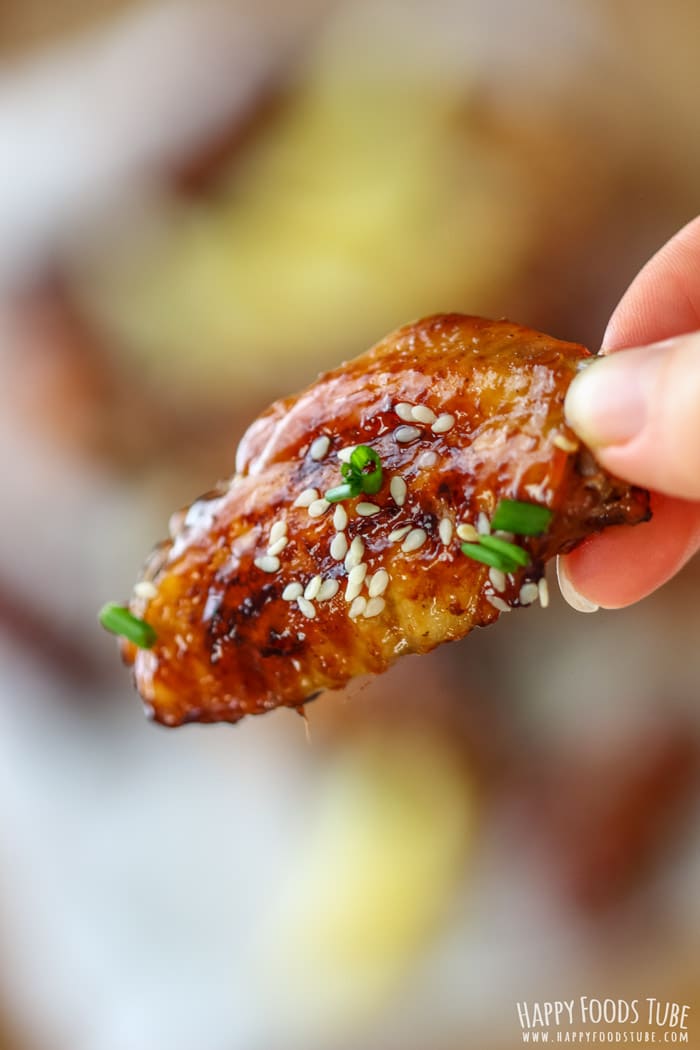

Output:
xmin=117 ymin=315 xmax=649 ymax=726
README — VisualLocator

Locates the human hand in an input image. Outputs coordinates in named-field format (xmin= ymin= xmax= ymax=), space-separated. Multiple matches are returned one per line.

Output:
xmin=557 ymin=216 xmax=700 ymax=611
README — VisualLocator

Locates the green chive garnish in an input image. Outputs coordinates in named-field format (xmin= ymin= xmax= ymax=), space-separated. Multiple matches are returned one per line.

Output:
xmin=324 ymin=444 xmax=383 ymax=503
xmin=478 ymin=534 xmax=530 ymax=568
xmin=347 ymin=445 xmax=383 ymax=495
xmin=99 ymin=602 xmax=157 ymax=648
xmin=461 ymin=543 xmax=515 ymax=572
xmin=491 ymin=499 xmax=553 ymax=536
xmin=324 ymin=482 xmax=359 ymax=503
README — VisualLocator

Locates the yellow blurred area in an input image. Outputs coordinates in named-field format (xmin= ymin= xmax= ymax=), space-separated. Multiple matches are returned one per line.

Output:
xmin=278 ymin=734 xmax=472 ymax=966
xmin=73 ymin=63 xmax=529 ymax=402
xmin=257 ymin=729 xmax=474 ymax=1038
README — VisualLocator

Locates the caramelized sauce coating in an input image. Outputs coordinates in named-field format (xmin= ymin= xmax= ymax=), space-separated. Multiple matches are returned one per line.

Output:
xmin=121 ymin=315 xmax=650 ymax=726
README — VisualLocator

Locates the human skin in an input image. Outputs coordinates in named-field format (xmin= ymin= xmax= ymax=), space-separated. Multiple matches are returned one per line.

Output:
xmin=559 ymin=217 xmax=700 ymax=609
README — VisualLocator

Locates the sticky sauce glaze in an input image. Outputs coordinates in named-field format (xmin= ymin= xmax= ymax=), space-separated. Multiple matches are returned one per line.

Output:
xmin=122 ymin=315 xmax=650 ymax=726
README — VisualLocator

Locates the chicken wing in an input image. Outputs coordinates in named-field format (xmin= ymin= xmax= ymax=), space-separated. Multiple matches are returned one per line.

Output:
xmin=119 ymin=315 xmax=649 ymax=726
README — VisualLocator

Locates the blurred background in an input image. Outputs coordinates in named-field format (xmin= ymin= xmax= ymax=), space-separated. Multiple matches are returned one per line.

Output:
xmin=1 ymin=1 xmax=699 ymax=1048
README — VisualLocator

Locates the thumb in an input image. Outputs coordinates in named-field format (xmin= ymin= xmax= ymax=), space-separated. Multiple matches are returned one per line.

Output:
xmin=564 ymin=333 xmax=700 ymax=501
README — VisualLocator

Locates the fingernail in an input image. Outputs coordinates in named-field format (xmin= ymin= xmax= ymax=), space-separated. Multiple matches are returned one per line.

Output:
xmin=564 ymin=338 xmax=677 ymax=448
xmin=556 ymin=557 xmax=599 ymax=614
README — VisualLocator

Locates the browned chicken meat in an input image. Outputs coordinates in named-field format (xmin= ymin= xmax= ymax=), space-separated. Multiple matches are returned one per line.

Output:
xmin=114 ymin=315 xmax=649 ymax=726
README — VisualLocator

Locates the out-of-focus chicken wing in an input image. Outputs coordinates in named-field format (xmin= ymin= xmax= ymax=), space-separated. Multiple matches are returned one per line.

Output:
xmin=116 ymin=315 xmax=649 ymax=725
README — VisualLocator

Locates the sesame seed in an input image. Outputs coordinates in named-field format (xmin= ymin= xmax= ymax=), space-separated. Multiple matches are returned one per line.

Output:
xmin=330 ymin=532 xmax=348 ymax=561
xmin=388 ymin=524 xmax=412 ymax=542
xmin=368 ymin=569 xmax=389 ymax=597
xmin=390 ymin=476 xmax=407 ymax=506
xmin=494 ymin=530 xmax=515 ymax=542
xmin=345 ymin=564 xmax=368 ymax=602
xmin=254 ymin=555 xmax=280 ymax=573
xmin=308 ymin=498 xmax=331 ymax=518
xmin=411 ymin=404 xmax=436 ymax=425
xmin=552 ymin=433 xmax=579 ymax=453
xmin=269 ymin=520 xmax=287 ymax=544
xmin=439 ymin=518 xmax=453 ymax=546
xmin=267 ymin=536 xmax=288 ymax=557
xmin=282 ymin=582 xmax=303 ymax=601
xmin=333 ymin=505 xmax=348 ymax=531
xmin=538 ymin=577 xmax=550 ymax=608
xmin=519 ymin=582 xmax=539 ymax=605
xmin=417 ymin=450 xmax=438 ymax=468
xmin=395 ymin=425 xmax=421 ymax=444
xmin=456 ymin=522 xmax=479 ymax=542
xmin=364 ymin=597 xmax=386 ymax=618
xmin=432 ymin=413 xmax=455 ymax=434
xmin=348 ymin=562 xmax=368 ymax=589
xmin=401 ymin=527 xmax=427 ymax=553
xmin=489 ymin=567 xmax=506 ymax=593
xmin=297 ymin=597 xmax=316 ymax=619
xmin=344 ymin=536 xmax=365 ymax=570
xmin=349 ymin=596 xmax=367 ymax=619
xmin=356 ymin=502 xmax=380 ymax=516
xmin=487 ymin=595 xmax=511 ymax=613
xmin=477 ymin=512 xmax=491 ymax=535
xmin=294 ymin=487 xmax=318 ymax=508
xmin=309 ymin=435 xmax=330 ymax=461
xmin=304 ymin=575 xmax=323 ymax=601
xmin=337 ymin=445 xmax=356 ymax=463
xmin=134 ymin=580 xmax=158 ymax=600
xmin=395 ymin=402 xmax=414 ymax=421
xmin=317 ymin=579 xmax=340 ymax=602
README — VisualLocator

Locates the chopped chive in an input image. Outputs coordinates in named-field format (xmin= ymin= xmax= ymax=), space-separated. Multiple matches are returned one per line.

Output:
xmin=478 ymin=534 xmax=530 ymax=568
xmin=461 ymin=542 xmax=515 ymax=572
xmin=324 ymin=482 xmax=359 ymax=503
xmin=325 ymin=444 xmax=383 ymax=503
xmin=348 ymin=445 xmax=383 ymax=494
xmin=491 ymin=499 xmax=553 ymax=536
xmin=339 ymin=462 xmax=360 ymax=486
xmin=99 ymin=602 xmax=157 ymax=648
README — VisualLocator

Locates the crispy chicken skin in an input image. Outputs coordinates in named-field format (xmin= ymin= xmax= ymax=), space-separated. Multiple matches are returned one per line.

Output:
xmin=122 ymin=315 xmax=650 ymax=726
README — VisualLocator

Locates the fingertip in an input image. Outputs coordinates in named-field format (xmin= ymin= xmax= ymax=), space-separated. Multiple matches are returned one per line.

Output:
xmin=602 ymin=215 xmax=700 ymax=353
xmin=565 ymin=333 xmax=700 ymax=502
